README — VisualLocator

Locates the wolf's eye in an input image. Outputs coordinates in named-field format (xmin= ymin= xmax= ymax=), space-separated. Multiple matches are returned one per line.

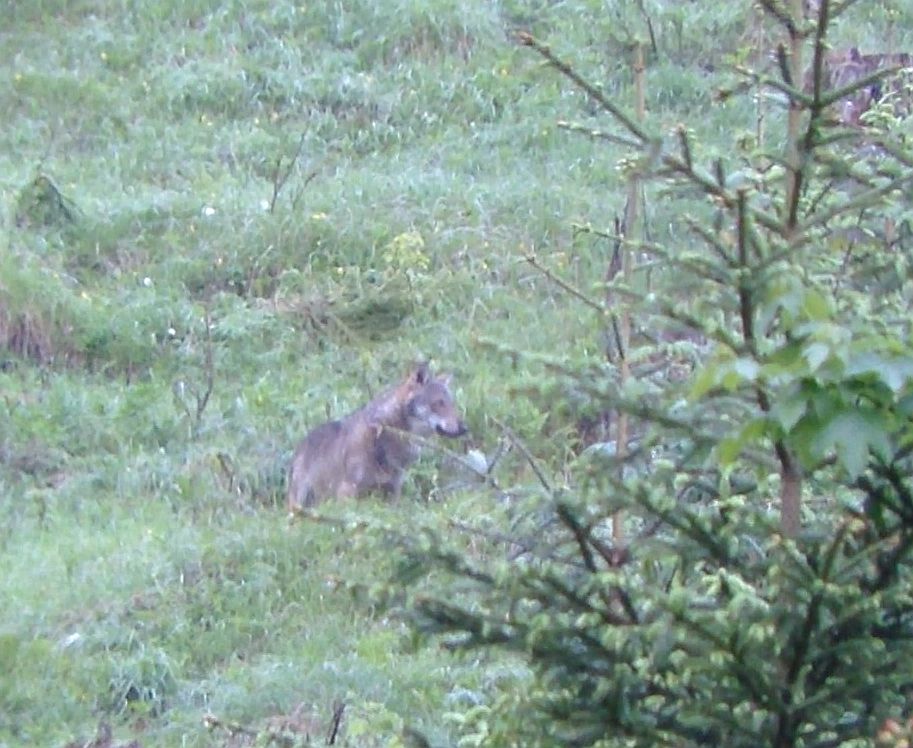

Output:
xmin=434 ymin=399 xmax=445 ymax=409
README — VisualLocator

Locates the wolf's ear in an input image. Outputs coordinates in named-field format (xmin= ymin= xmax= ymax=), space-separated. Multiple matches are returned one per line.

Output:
xmin=412 ymin=361 xmax=432 ymax=385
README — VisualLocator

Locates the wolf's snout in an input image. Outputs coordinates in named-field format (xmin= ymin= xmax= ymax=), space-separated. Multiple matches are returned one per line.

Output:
xmin=437 ymin=421 xmax=468 ymax=438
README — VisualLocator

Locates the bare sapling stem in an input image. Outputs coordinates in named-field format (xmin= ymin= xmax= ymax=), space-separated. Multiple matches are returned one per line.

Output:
xmin=614 ymin=42 xmax=646 ymax=545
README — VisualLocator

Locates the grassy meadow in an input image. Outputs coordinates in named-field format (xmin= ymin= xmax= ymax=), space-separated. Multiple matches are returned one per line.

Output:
xmin=2 ymin=1 xmax=912 ymax=745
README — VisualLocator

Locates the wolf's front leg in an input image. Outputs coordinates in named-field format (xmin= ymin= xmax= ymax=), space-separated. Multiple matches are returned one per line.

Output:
xmin=382 ymin=471 xmax=405 ymax=502
xmin=336 ymin=480 xmax=359 ymax=499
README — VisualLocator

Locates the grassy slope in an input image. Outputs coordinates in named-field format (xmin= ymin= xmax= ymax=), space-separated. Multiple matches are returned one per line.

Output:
xmin=1 ymin=1 xmax=911 ymax=745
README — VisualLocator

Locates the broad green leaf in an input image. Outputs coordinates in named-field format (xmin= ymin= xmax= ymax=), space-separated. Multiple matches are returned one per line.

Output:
xmin=761 ymin=340 xmax=804 ymax=375
xmin=801 ymin=288 xmax=833 ymax=321
xmin=803 ymin=341 xmax=830 ymax=372
xmin=898 ymin=392 xmax=913 ymax=417
xmin=771 ymin=392 xmax=807 ymax=432
xmin=812 ymin=410 xmax=892 ymax=479
xmin=690 ymin=349 xmax=737 ymax=399
xmin=739 ymin=417 xmax=770 ymax=443
xmin=717 ymin=436 xmax=743 ymax=467
xmin=724 ymin=170 xmax=750 ymax=190
xmin=733 ymin=358 xmax=760 ymax=381
xmin=846 ymin=351 xmax=913 ymax=393
xmin=690 ymin=365 xmax=720 ymax=399
xmin=757 ymin=271 xmax=803 ymax=331
xmin=717 ymin=419 xmax=769 ymax=466
xmin=721 ymin=368 xmax=743 ymax=391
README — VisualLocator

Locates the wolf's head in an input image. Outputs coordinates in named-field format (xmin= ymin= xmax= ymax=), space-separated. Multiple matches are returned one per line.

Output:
xmin=403 ymin=362 xmax=468 ymax=438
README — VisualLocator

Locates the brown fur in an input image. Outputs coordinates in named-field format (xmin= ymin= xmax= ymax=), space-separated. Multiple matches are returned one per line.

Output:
xmin=805 ymin=48 xmax=913 ymax=126
xmin=287 ymin=362 xmax=467 ymax=511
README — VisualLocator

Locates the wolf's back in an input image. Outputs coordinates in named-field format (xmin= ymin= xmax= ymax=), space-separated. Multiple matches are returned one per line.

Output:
xmin=287 ymin=419 xmax=346 ymax=511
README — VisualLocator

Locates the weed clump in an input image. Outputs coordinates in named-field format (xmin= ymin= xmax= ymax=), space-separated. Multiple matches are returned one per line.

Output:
xmin=14 ymin=175 xmax=77 ymax=230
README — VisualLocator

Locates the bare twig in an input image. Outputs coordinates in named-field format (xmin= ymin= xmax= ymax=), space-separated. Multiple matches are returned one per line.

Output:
xmin=523 ymin=251 xmax=606 ymax=314
xmin=516 ymin=32 xmax=652 ymax=143
xmin=326 ymin=700 xmax=345 ymax=745
xmin=632 ymin=0 xmax=658 ymax=55
xmin=491 ymin=416 xmax=553 ymax=495
xmin=557 ymin=120 xmax=641 ymax=149
xmin=291 ymin=166 xmax=321 ymax=212
xmin=196 ymin=307 xmax=214 ymax=425
xmin=613 ymin=41 xmax=646 ymax=547
xmin=172 ymin=307 xmax=215 ymax=439
xmin=269 ymin=132 xmax=309 ymax=214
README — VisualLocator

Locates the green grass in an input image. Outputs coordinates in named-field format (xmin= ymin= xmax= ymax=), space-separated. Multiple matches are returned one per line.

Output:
xmin=2 ymin=0 xmax=911 ymax=745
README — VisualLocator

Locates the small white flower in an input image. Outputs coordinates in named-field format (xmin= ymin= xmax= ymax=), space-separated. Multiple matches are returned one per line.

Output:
xmin=143 ymin=276 xmax=152 ymax=287
xmin=167 ymin=327 xmax=177 ymax=337
xmin=465 ymin=449 xmax=489 ymax=475
xmin=260 ymin=199 xmax=270 ymax=211
xmin=60 ymin=632 xmax=82 ymax=649
xmin=202 ymin=205 xmax=216 ymax=217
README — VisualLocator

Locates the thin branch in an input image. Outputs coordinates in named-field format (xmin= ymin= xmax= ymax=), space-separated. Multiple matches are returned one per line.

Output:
xmin=195 ymin=306 xmax=214 ymax=425
xmin=516 ymin=32 xmax=653 ymax=143
xmin=492 ymin=416 xmax=553 ymax=494
xmin=326 ymin=700 xmax=345 ymax=745
xmin=523 ymin=252 xmax=607 ymax=314
xmin=269 ymin=132 xmax=307 ymax=214
xmin=557 ymin=120 xmax=641 ymax=149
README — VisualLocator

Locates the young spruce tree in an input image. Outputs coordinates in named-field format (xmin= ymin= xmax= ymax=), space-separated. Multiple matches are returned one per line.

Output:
xmin=389 ymin=1 xmax=913 ymax=745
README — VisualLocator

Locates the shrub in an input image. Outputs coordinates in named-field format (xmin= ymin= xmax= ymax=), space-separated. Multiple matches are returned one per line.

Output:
xmin=389 ymin=1 xmax=913 ymax=745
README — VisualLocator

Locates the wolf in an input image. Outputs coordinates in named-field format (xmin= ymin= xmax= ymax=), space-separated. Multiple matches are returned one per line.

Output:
xmin=805 ymin=48 xmax=913 ymax=126
xmin=287 ymin=362 xmax=467 ymax=512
